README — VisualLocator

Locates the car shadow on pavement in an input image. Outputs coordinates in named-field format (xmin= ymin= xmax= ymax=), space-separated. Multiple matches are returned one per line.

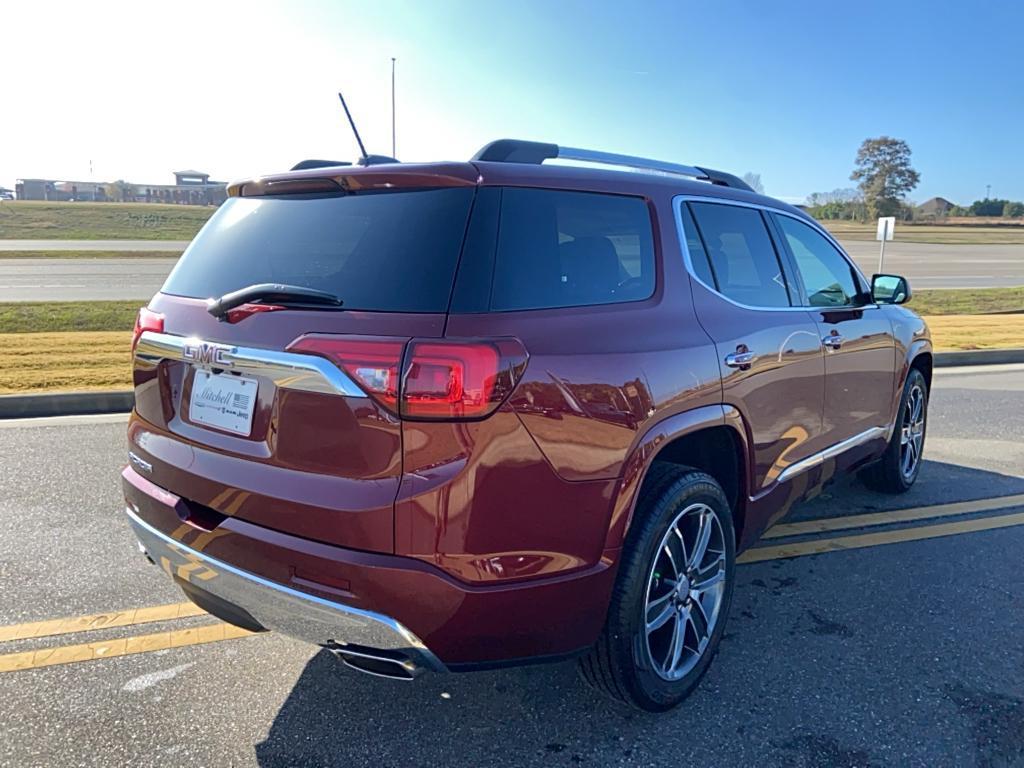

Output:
xmin=254 ymin=458 xmax=1024 ymax=767
xmin=788 ymin=458 xmax=1024 ymax=522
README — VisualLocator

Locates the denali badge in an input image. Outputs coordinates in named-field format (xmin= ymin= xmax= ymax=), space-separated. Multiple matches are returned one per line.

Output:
xmin=127 ymin=451 xmax=153 ymax=474
xmin=183 ymin=340 xmax=235 ymax=368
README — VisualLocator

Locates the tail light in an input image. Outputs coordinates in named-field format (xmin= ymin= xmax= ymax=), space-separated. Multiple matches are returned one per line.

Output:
xmin=401 ymin=340 xmax=527 ymax=420
xmin=132 ymin=307 xmax=164 ymax=351
xmin=288 ymin=335 xmax=528 ymax=421
xmin=288 ymin=336 xmax=405 ymax=410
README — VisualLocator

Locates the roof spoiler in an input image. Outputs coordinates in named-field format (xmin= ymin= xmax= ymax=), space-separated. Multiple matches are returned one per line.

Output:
xmin=471 ymin=139 xmax=755 ymax=192
xmin=290 ymin=159 xmax=353 ymax=171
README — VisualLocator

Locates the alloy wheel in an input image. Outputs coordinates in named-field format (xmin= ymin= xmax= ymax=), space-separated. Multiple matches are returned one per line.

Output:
xmin=642 ymin=502 xmax=727 ymax=681
xmin=900 ymin=384 xmax=926 ymax=479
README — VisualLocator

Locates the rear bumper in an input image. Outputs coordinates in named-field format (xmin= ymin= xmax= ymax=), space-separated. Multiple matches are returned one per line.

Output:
xmin=126 ymin=505 xmax=446 ymax=676
xmin=122 ymin=466 xmax=617 ymax=667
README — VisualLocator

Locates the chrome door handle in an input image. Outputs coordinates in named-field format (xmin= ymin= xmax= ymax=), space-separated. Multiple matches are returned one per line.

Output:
xmin=724 ymin=350 xmax=755 ymax=369
xmin=823 ymin=333 xmax=844 ymax=350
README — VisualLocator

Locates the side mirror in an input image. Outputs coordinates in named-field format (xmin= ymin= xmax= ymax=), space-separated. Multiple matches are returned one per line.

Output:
xmin=871 ymin=274 xmax=912 ymax=305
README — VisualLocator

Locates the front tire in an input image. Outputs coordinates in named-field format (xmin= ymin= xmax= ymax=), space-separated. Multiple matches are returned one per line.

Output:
xmin=579 ymin=465 xmax=736 ymax=711
xmin=861 ymin=367 xmax=928 ymax=494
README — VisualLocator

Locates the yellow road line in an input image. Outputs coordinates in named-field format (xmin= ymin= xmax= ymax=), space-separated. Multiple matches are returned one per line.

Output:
xmin=740 ymin=509 xmax=1024 ymax=564
xmin=3 ymin=496 xmax=1022 ymax=672
xmin=0 ymin=602 xmax=205 ymax=644
xmin=0 ymin=623 xmax=254 ymax=673
xmin=763 ymin=493 xmax=1024 ymax=539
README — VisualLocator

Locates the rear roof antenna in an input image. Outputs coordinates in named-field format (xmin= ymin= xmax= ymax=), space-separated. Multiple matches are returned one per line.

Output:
xmin=337 ymin=91 xmax=397 ymax=166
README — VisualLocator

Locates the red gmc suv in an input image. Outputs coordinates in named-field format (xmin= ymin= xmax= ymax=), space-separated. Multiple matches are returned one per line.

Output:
xmin=123 ymin=140 xmax=930 ymax=711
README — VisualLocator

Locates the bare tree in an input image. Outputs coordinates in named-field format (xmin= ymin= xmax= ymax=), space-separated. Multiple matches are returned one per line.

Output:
xmin=742 ymin=172 xmax=764 ymax=195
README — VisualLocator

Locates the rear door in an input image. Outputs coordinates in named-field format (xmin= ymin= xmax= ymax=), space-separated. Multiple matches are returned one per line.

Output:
xmin=769 ymin=213 xmax=896 ymax=446
xmin=680 ymin=200 xmax=827 ymax=493
xmin=131 ymin=177 xmax=477 ymax=553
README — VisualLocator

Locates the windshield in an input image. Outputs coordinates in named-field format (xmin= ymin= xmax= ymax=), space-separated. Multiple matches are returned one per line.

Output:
xmin=161 ymin=187 xmax=475 ymax=313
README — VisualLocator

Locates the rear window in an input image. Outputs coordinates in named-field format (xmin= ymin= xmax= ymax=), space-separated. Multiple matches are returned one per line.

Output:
xmin=490 ymin=188 xmax=655 ymax=311
xmin=161 ymin=188 xmax=475 ymax=313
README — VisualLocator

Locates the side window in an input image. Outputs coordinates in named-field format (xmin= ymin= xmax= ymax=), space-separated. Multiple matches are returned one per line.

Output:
xmin=679 ymin=203 xmax=716 ymax=287
xmin=490 ymin=188 xmax=655 ymax=311
xmin=774 ymin=215 xmax=861 ymax=308
xmin=688 ymin=202 xmax=791 ymax=308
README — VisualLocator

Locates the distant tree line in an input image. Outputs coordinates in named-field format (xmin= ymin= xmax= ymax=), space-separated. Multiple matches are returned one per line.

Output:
xmin=807 ymin=194 xmax=1024 ymax=222
xmin=955 ymin=198 xmax=1024 ymax=218
xmin=804 ymin=136 xmax=1023 ymax=222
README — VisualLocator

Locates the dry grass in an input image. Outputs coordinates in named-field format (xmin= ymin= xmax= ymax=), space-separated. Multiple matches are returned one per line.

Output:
xmin=0 ymin=332 xmax=132 ymax=394
xmin=820 ymin=220 xmax=1024 ymax=244
xmin=925 ymin=315 xmax=1024 ymax=352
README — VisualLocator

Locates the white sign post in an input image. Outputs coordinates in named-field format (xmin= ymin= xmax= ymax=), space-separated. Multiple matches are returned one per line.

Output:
xmin=876 ymin=216 xmax=895 ymax=273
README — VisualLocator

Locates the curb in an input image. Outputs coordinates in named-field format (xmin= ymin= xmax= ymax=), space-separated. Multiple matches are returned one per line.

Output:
xmin=0 ymin=391 xmax=134 ymax=419
xmin=933 ymin=348 xmax=1024 ymax=368
xmin=2 ymin=348 xmax=1022 ymax=419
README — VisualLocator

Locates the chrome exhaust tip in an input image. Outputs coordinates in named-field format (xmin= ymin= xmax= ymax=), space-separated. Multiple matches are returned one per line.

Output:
xmin=328 ymin=645 xmax=423 ymax=681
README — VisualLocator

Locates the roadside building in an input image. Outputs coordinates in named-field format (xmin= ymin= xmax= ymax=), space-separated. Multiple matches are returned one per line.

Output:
xmin=15 ymin=170 xmax=226 ymax=205
xmin=918 ymin=196 xmax=956 ymax=218
xmin=14 ymin=179 xmax=58 ymax=201
xmin=140 ymin=170 xmax=227 ymax=205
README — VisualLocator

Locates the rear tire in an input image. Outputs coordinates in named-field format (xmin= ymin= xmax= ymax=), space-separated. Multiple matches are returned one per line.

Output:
xmin=860 ymin=368 xmax=928 ymax=494
xmin=579 ymin=464 xmax=735 ymax=711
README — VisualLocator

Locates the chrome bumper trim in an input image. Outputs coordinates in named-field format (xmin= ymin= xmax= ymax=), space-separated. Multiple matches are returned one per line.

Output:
xmin=134 ymin=331 xmax=366 ymax=398
xmin=125 ymin=506 xmax=447 ymax=673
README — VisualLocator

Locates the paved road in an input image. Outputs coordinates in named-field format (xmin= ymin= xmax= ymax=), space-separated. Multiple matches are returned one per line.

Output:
xmin=0 ymin=240 xmax=189 ymax=252
xmin=841 ymin=240 xmax=1024 ymax=289
xmin=0 ymin=257 xmax=176 ymax=302
xmin=0 ymin=239 xmax=1020 ymax=301
xmin=0 ymin=365 xmax=1022 ymax=766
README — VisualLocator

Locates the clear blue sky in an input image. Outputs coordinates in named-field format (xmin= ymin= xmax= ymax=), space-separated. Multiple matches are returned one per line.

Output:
xmin=3 ymin=0 xmax=1021 ymax=204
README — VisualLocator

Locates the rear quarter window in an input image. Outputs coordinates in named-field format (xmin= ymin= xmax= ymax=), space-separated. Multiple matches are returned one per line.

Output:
xmin=685 ymin=201 xmax=791 ymax=308
xmin=489 ymin=188 xmax=656 ymax=311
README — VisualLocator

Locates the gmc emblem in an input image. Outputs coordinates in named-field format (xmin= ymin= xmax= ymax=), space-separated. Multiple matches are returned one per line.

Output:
xmin=183 ymin=341 xmax=235 ymax=368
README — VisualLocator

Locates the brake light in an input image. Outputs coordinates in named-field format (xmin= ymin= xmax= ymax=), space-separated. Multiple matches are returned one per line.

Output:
xmin=288 ymin=336 xmax=404 ymax=409
xmin=224 ymin=303 xmax=286 ymax=324
xmin=400 ymin=341 xmax=505 ymax=419
xmin=132 ymin=307 xmax=164 ymax=351
xmin=288 ymin=335 xmax=528 ymax=420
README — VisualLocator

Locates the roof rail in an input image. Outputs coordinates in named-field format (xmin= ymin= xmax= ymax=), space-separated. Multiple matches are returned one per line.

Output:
xmin=471 ymin=139 xmax=755 ymax=192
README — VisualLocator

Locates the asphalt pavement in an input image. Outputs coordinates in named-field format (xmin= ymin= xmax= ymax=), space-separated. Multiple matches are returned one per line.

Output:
xmin=0 ymin=240 xmax=190 ymax=251
xmin=0 ymin=365 xmax=1022 ymax=767
xmin=0 ymin=257 xmax=176 ymax=302
xmin=0 ymin=240 xmax=1021 ymax=301
xmin=840 ymin=241 xmax=1024 ymax=289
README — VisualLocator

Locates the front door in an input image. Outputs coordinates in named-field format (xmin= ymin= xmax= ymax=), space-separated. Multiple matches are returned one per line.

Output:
xmin=770 ymin=213 xmax=896 ymax=446
xmin=680 ymin=200 xmax=827 ymax=494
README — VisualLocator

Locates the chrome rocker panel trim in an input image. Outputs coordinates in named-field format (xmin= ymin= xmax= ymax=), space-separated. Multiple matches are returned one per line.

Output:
xmin=125 ymin=505 xmax=447 ymax=674
xmin=777 ymin=426 xmax=888 ymax=484
xmin=134 ymin=331 xmax=365 ymax=398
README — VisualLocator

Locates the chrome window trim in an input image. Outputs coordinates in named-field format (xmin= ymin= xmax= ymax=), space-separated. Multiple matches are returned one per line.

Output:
xmin=134 ymin=331 xmax=367 ymax=398
xmin=776 ymin=426 xmax=888 ymax=484
xmin=672 ymin=194 xmax=878 ymax=313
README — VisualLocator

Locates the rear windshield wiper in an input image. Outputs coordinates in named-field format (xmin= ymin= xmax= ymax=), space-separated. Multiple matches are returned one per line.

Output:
xmin=206 ymin=283 xmax=343 ymax=320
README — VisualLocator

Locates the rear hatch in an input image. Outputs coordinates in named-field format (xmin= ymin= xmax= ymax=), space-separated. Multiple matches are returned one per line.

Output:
xmin=130 ymin=165 xmax=478 ymax=553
